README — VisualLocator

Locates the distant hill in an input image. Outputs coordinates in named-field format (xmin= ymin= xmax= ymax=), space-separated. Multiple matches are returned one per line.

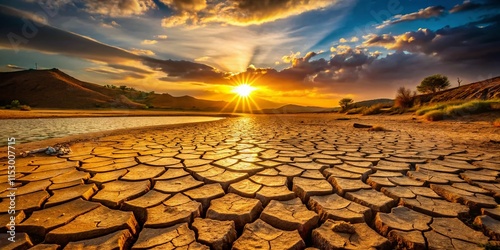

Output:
xmin=0 ymin=69 xmax=282 ymax=111
xmin=351 ymin=98 xmax=394 ymax=108
xmin=261 ymin=104 xmax=336 ymax=114
xmin=416 ymin=76 xmax=500 ymax=103
xmin=0 ymin=69 xmax=146 ymax=109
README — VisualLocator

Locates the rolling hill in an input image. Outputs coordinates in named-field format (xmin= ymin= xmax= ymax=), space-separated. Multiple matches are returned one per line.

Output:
xmin=415 ymin=76 xmax=500 ymax=103
xmin=260 ymin=104 xmax=336 ymax=114
xmin=0 ymin=69 xmax=283 ymax=111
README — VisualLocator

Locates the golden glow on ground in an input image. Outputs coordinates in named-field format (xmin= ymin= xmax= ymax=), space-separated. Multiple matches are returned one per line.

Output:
xmin=233 ymin=84 xmax=255 ymax=97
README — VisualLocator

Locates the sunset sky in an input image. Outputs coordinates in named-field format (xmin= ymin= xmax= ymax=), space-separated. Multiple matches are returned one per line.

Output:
xmin=1 ymin=0 xmax=499 ymax=107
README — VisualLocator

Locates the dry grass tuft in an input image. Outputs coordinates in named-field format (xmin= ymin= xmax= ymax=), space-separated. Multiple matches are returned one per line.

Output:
xmin=362 ymin=104 xmax=384 ymax=115
xmin=423 ymin=110 xmax=445 ymax=121
xmin=494 ymin=118 xmax=500 ymax=127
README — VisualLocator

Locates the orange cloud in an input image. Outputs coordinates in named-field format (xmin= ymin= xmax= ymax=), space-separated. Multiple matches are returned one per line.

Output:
xmin=161 ymin=0 xmax=338 ymax=27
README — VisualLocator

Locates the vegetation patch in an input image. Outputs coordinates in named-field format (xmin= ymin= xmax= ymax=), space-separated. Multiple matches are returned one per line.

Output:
xmin=362 ymin=104 xmax=384 ymax=115
xmin=416 ymin=99 xmax=499 ymax=120
xmin=423 ymin=110 xmax=445 ymax=121
xmin=345 ymin=107 xmax=366 ymax=115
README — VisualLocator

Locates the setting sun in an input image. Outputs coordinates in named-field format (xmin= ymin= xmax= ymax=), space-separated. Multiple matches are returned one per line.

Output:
xmin=233 ymin=84 xmax=255 ymax=97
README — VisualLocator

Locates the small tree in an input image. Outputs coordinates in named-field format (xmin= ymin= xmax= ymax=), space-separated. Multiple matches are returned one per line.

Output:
xmin=394 ymin=87 xmax=415 ymax=108
xmin=339 ymin=98 xmax=354 ymax=111
xmin=417 ymin=74 xmax=450 ymax=93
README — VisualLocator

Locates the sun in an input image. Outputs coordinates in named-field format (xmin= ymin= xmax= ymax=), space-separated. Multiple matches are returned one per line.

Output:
xmin=233 ymin=84 xmax=255 ymax=97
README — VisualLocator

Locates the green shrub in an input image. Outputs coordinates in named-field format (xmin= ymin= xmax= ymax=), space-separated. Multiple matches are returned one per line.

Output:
xmin=362 ymin=104 xmax=384 ymax=115
xmin=423 ymin=110 xmax=445 ymax=121
xmin=4 ymin=105 xmax=12 ymax=109
xmin=19 ymin=105 xmax=31 ymax=111
xmin=445 ymin=101 xmax=492 ymax=116
xmin=10 ymin=100 xmax=20 ymax=108
xmin=415 ymin=103 xmax=447 ymax=116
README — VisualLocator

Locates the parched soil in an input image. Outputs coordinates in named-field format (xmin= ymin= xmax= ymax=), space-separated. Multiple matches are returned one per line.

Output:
xmin=1 ymin=114 xmax=499 ymax=249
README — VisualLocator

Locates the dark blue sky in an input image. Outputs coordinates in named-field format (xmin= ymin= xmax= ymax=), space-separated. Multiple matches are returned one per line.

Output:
xmin=0 ymin=0 xmax=499 ymax=106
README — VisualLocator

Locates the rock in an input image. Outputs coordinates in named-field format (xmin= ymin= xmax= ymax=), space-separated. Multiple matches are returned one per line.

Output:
xmin=292 ymin=177 xmax=333 ymax=202
xmin=18 ymin=199 xmax=100 ymax=237
xmin=192 ymin=218 xmax=237 ymax=250
xmin=64 ymin=229 xmax=133 ymax=249
xmin=122 ymin=190 xmax=171 ymax=223
xmin=374 ymin=206 xmax=432 ymax=236
xmin=308 ymin=194 xmax=372 ymax=223
xmin=312 ymin=219 xmax=391 ymax=250
xmin=353 ymin=123 xmax=373 ymax=128
xmin=183 ymin=183 xmax=226 ymax=212
xmin=154 ymin=176 xmax=203 ymax=194
xmin=144 ymin=193 xmax=202 ymax=228
xmin=92 ymin=180 xmax=150 ymax=208
xmin=474 ymin=215 xmax=500 ymax=240
xmin=256 ymin=186 xmax=296 ymax=206
xmin=132 ymin=223 xmax=209 ymax=249
xmin=45 ymin=205 xmax=138 ymax=245
xmin=228 ymin=179 xmax=262 ymax=198
xmin=345 ymin=189 xmax=396 ymax=213
xmin=232 ymin=219 xmax=305 ymax=250
xmin=260 ymin=198 xmax=319 ymax=238
xmin=206 ymin=193 xmax=263 ymax=230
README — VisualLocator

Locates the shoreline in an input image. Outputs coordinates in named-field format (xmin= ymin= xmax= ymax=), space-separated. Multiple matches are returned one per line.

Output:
xmin=0 ymin=109 xmax=241 ymax=119
xmin=0 ymin=118 xmax=228 ymax=159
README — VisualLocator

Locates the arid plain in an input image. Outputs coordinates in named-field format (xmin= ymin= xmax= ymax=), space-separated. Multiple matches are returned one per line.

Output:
xmin=1 ymin=113 xmax=500 ymax=249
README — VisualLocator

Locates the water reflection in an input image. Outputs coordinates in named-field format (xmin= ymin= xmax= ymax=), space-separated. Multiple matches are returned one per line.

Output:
xmin=0 ymin=116 xmax=223 ymax=146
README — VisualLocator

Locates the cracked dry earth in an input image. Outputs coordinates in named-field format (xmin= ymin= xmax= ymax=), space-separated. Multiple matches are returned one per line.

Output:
xmin=1 ymin=115 xmax=500 ymax=250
